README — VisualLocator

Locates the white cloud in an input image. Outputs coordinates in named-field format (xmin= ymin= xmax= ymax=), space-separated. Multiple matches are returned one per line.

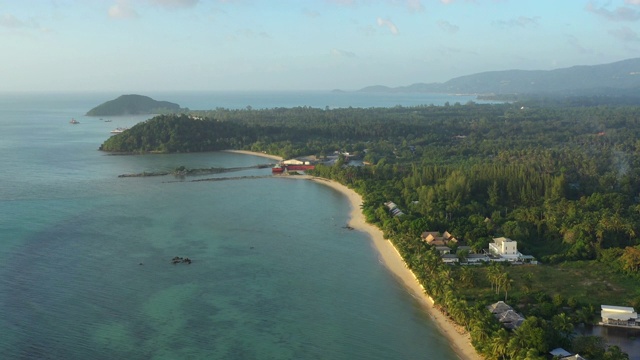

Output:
xmin=327 ymin=0 xmax=422 ymax=12
xmin=109 ymin=0 xmax=139 ymax=19
xmin=148 ymin=0 xmax=199 ymax=8
xmin=566 ymin=34 xmax=592 ymax=54
xmin=303 ymin=8 xmax=321 ymax=18
xmin=226 ymin=29 xmax=270 ymax=42
xmin=405 ymin=0 xmax=424 ymax=12
xmin=331 ymin=48 xmax=357 ymax=57
xmin=376 ymin=17 xmax=399 ymax=35
xmin=586 ymin=2 xmax=640 ymax=21
xmin=609 ymin=26 xmax=640 ymax=41
xmin=0 ymin=13 xmax=26 ymax=28
xmin=492 ymin=16 xmax=539 ymax=28
xmin=437 ymin=20 xmax=459 ymax=33
xmin=326 ymin=0 xmax=357 ymax=6
xmin=626 ymin=0 xmax=640 ymax=5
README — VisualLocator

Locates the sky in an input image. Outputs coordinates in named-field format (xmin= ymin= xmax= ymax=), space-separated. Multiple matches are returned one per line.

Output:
xmin=1 ymin=0 xmax=639 ymax=92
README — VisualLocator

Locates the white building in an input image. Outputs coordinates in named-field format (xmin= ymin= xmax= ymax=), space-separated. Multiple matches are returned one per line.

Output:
xmin=601 ymin=305 xmax=639 ymax=327
xmin=488 ymin=237 xmax=521 ymax=261
xmin=465 ymin=254 xmax=489 ymax=264
xmin=441 ymin=254 xmax=459 ymax=264
xmin=283 ymin=159 xmax=305 ymax=165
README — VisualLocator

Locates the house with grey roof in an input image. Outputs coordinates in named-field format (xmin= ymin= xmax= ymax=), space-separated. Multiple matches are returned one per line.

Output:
xmin=441 ymin=254 xmax=459 ymax=264
xmin=487 ymin=301 xmax=525 ymax=330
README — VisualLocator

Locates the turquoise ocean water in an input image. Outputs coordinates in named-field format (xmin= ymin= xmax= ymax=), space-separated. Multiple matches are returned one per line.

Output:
xmin=0 ymin=92 xmax=476 ymax=359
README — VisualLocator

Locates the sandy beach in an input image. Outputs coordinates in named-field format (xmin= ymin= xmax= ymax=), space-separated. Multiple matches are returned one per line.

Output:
xmin=306 ymin=176 xmax=482 ymax=360
xmin=223 ymin=149 xmax=283 ymax=161
xmin=225 ymin=150 xmax=481 ymax=360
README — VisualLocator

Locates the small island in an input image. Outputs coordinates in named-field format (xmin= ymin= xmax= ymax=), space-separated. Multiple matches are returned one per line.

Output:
xmin=86 ymin=94 xmax=184 ymax=116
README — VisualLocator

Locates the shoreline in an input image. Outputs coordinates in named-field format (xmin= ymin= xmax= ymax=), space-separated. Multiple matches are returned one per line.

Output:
xmin=305 ymin=176 xmax=481 ymax=360
xmin=224 ymin=150 xmax=480 ymax=359
xmin=222 ymin=149 xmax=283 ymax=161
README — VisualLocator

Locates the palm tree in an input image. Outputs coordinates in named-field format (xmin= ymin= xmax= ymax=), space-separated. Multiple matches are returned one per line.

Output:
xmin=490 ymin=328 xmax=511 ymax=359
xmin=487 ymin=264 xmax=502 ymax=293
xmin=450 ymin=299 xmax=471 ymax=329
xmin=501 ymin=273 xmax=512 ymax=301
xmin=574 ymin=304 xmax=595 ymax=326
xmin=459 ymin=266 xmax=474 ymax=287
xmin=552 ymin=313 xmax=575 ymax=345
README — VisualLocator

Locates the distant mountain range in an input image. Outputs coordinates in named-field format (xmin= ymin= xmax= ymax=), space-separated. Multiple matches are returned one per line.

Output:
xmin=86 ymin=94 xmax=183 ymax=116
xmin=355 ymin=58 xmax=640 ymax=95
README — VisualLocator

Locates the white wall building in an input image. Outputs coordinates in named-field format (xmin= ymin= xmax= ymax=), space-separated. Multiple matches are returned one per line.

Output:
xmin=601 ymin=305 xmax=639 ymax=327
xmin=489 ymin=237 xmax=521 ymax=261
xmin=283 ymin=159 xmax=305 ymax=165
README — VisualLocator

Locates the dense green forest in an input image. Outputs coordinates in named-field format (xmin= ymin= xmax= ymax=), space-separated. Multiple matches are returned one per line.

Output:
xmin=100 ymin=100 xmax=640 ymax=359
xmin=86 ymin=94 xmax=184 ymax=116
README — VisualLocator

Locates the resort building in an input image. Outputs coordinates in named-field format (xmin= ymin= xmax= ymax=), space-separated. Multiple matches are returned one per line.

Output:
xmin=420 ymin=232 xmax=536 ymax=265
xmin=384 ymin=201 xmax=404 ymax=217
xmin=434 ymin=246 xmax=451 ymax=255
xmin=550 ymin=348 xmax=572 ymax=358
xmin=282 ymin=159 xmax=306 ymax=165
xmin=465 ymin=254 xmax=489 ymax=264
xmin=421 ymin=231 xmax=441 ymax=243
xmin=420 ymin=231 xmax=457 ymax=246
xmin=487 ymin=301 xmax=513 ymax=315
xmin=487 ymin=301 xmax=525 ymax=330
xmin=561 ymin=355 xmax=588 ymax=360
xmin=550 ymin=349 xmax=588 ymax=360
xmin=601 ymin=305 xmax=639 ymax=327
xmin=489 ymin=237 xmax=519 ymax=259
xmin=487 ymin=237 xmax=537 ymax=264
xmin=441 ymin=254 xmax=459 ymax=264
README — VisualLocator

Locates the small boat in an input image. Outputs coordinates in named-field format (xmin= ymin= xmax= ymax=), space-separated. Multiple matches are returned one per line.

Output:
xmin=104 ymin=119 xmax=112 ymax=122
xmin=110 ymin=127 xmax=128 ymax=134
xmin=272 ymin=164 xmax=284 ymax=173
xmin=69 ymin=118 xmax=79 ymax=124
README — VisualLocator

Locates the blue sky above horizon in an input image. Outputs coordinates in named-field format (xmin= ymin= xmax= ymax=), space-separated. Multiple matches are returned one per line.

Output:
xmin=1 ymin=0 xmax=639 ymax=92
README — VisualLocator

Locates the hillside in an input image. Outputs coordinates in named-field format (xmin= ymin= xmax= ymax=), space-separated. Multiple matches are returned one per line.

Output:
xmin=358 ymin=58 xmax=640 ymax=95
xmin=86 ymin=94 xmax=183 ymax=116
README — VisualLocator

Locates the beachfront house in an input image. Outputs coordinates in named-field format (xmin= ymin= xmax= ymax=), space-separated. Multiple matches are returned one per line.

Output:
xmin=421 ymin=231 xmax=457 ymax=246
xmin=550 ymin=349 xmax=588 ymax=360
xmin=487 ymin=301 xmax=513 ymax=315
xmin=421 ymin=231 xmax=440 ymax=242
xmin=435 ymin=246 xmax=451 ymax=255
xmin=489 ymin=237 xmax=519 ymax=259
xmin=465 ymin=253 xmax=489 ymax=264
xmin=561 ymin=355 xmax=588 ymax=360
xmin=384 ymin=201 xmax=404 ymax=217
xmin=487 ymin=301 xmax=525 ymax=330
xmin=601 ymin=305 xmax=639 ymax=327
xmin=486 ymin=237 xmax=537 ymax=264
xmin=550 ymin=348 xmax=572 ymax=358
xmin=441 ymin=254 xmax=459 ymax=264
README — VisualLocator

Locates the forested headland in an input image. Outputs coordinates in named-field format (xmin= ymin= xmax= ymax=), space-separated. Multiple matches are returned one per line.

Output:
xmin=100 ymin=99 xmax=640 ymax=359
xmin=86 ymin=94 xmax=184 ymax=116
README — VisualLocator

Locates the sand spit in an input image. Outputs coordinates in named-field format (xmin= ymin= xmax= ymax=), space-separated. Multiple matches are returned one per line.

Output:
xmin=223 ymin=149 xmax=283 ymax=161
